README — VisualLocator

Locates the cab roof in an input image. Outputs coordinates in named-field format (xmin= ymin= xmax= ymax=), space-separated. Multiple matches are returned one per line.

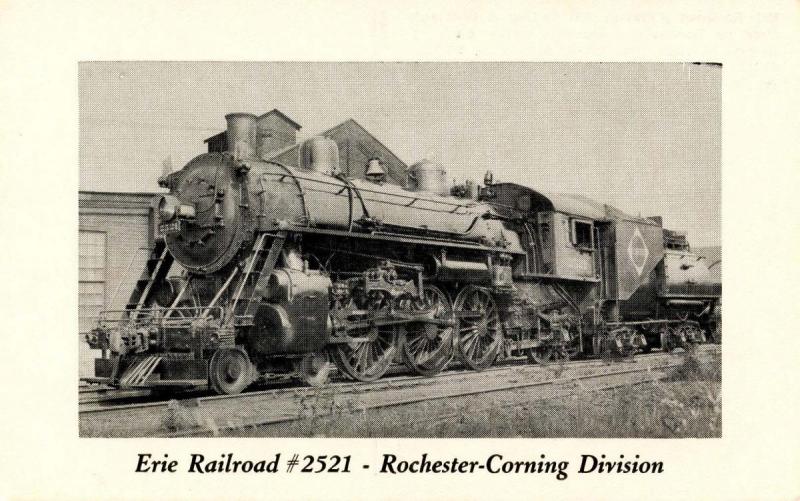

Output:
xmin=492 ymin=182 xmax=660 ymax=225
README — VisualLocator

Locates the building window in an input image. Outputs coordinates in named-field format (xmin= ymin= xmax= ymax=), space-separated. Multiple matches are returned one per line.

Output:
xmin=571 ymin=219 xmax=594 ymax=249
xmin=79 ymin=230 xmax=106 ymax=333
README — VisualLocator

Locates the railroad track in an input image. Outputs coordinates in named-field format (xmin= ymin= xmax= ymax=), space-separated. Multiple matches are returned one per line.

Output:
xmin=77 ymin=347 xmax=698 ymax=409
xmin=79 ymin=345 xmax=719 ymax=437
xmin=79 ymin=387 xmax=154 ymax=405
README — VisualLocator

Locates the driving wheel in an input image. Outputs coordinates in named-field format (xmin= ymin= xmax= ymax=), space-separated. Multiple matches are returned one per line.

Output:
xmin=332 ymin=324 xmax=399 ymax=382
xmin=402 ymin=285 xmax=455 ymax=376
xmin=454 ymin=286 xmax=502 ymax=371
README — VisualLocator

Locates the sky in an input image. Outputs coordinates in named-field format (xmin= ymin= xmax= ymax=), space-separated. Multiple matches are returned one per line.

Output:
xmin=79 ymin=62 xmax=720 ymax=246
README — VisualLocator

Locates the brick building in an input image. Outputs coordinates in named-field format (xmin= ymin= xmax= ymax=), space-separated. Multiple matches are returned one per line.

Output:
xmin=79 ymin=191 xmax=163 ymax=376
xmin=78 ymin=191 xmax=161 ymax=336
xmin=203 ymin=109 xmax=303 ymax=159
xmin=204 ymin=110 xmax=408 ymax=185
xmin=267 ymin=119 xmax=408 ymax=185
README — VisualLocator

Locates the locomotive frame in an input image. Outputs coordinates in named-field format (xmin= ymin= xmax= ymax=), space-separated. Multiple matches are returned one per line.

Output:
xmin=84 ymin=112 xmax=721 ymax=395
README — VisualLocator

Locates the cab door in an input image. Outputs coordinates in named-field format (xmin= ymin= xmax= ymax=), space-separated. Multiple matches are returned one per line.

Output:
xmin=594 ymin=221 xmax=614 ymax=299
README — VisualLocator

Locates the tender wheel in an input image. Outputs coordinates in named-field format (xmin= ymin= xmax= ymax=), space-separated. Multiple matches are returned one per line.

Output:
xmin=674 ymin=311 xmax=690 ymax=322
xmin=209 ymin=348 xmax=254 ymax=395
xmin=332 ymin=325 xmax=399 ymax=382
xmin=710 ymin=322 xmax=722 ymax=344
xmin=294 ymin=351 xmax=333 ymax=387
xmin=454 ymin=286 xmax=502 ymax=371
xmin=597 ymin=327 xmax=637 ymax=359
xmin=526 ymin=346 xmax=555 ymax=365
xmin=402 ymin=285 xmax=455 ymax=376
xmin=675 ymin=323 xmax=703 ymax=351
xmin=556 ymin=345 xmax=577 ymax=361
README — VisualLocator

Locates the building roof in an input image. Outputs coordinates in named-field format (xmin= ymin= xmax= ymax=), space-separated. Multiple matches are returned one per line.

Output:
xmin=262 ymin=140 xmax=300 ymax=160
xmin=271 ymin=118 xmax=405 ymax=161
xmin=79 ymin=190 xmax=160 ymax=212
xmin=203 ymin=109 xmax=301 ymax=144
xmin=268 ymin=118 xmax=408 ymax=184
xmin=203 ymin=131 xmax=224 ymax=144
xmin=339 ymin=118 xmax=407 ymax=172
xmin=261 ymin=108 xmax=302 ymax=130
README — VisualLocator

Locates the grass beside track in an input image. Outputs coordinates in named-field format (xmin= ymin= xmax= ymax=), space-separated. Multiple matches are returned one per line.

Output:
xmin=233 ymin=349 xmax=721 ymax=438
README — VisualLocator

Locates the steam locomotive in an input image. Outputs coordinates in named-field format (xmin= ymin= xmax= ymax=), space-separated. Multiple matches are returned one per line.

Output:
xmin=86 ymin=112 xmax=721 ymax=394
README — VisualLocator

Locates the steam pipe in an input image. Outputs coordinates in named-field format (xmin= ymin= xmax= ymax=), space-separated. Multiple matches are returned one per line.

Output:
xmin=665 ymin=299 xmax=708 ymax=307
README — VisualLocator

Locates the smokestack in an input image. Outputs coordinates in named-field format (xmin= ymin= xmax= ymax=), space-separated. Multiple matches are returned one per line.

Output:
xmin=225 ymin=113 xmax=258 ymax=159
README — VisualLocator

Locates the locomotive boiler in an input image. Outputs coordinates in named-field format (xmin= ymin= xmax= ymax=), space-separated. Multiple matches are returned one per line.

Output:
xmin=85 ymin=112 xmax=721 ymax=394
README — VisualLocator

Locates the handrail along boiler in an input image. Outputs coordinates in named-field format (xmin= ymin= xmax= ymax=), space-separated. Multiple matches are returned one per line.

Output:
xmin=85 ymin=112 xmax=722 ymax=394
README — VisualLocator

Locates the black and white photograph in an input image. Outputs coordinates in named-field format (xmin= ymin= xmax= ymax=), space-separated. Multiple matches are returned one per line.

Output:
xmin=79 ymin=62 xmax=721 ymax=438
xmin=2 ymin=2 xmax=799 ymax=499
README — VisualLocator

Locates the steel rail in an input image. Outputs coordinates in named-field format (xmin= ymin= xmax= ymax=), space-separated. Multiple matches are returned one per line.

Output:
xmin=167 ymin=360 xmax=695 ymax=437
xmin=76 ymin=351 xmax=649 ymax=411
xmin=79 ymin=388 xmax=154 ymax=405
xmin=79 ymin=346 xmax=715 ymax=415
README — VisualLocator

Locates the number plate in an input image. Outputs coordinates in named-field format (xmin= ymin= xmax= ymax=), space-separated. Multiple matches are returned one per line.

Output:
xmin=159 ymin=220 xmax=182 ymax=235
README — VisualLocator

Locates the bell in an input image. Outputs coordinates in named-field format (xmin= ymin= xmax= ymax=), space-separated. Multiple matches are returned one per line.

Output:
xmin=365 ymin=158 xmax=386 ymax=182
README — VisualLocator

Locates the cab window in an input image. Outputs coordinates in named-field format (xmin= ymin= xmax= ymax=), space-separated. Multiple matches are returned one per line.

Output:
xmin=570 ymin=219 xmax=594 ymax=249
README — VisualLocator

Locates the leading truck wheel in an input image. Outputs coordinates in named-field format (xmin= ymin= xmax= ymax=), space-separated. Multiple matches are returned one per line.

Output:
xmin=401 ymin=285 xmax=455 ymax=377
xmin=294 ymin=352 xmax=333 ymax=387
xmin=209 ymin=348 xmax=254 ymax=395
xmin=454 ymin=286 xmax=502 ymax=371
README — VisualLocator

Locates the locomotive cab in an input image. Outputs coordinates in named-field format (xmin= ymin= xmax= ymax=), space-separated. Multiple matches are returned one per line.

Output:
xmin=484 ymin=183 xmax=607 ymax=282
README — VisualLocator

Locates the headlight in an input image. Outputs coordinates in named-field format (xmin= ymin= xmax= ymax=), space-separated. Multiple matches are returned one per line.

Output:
xmin=158 ymin=195 xmax=195 ymax=221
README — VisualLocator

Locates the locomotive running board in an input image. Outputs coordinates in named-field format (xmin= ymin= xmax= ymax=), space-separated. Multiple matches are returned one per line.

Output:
xmin=119 ymin=355 xmax=162 ymax=388
xmin=258 ymin=224 xmax=523 ymax=254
